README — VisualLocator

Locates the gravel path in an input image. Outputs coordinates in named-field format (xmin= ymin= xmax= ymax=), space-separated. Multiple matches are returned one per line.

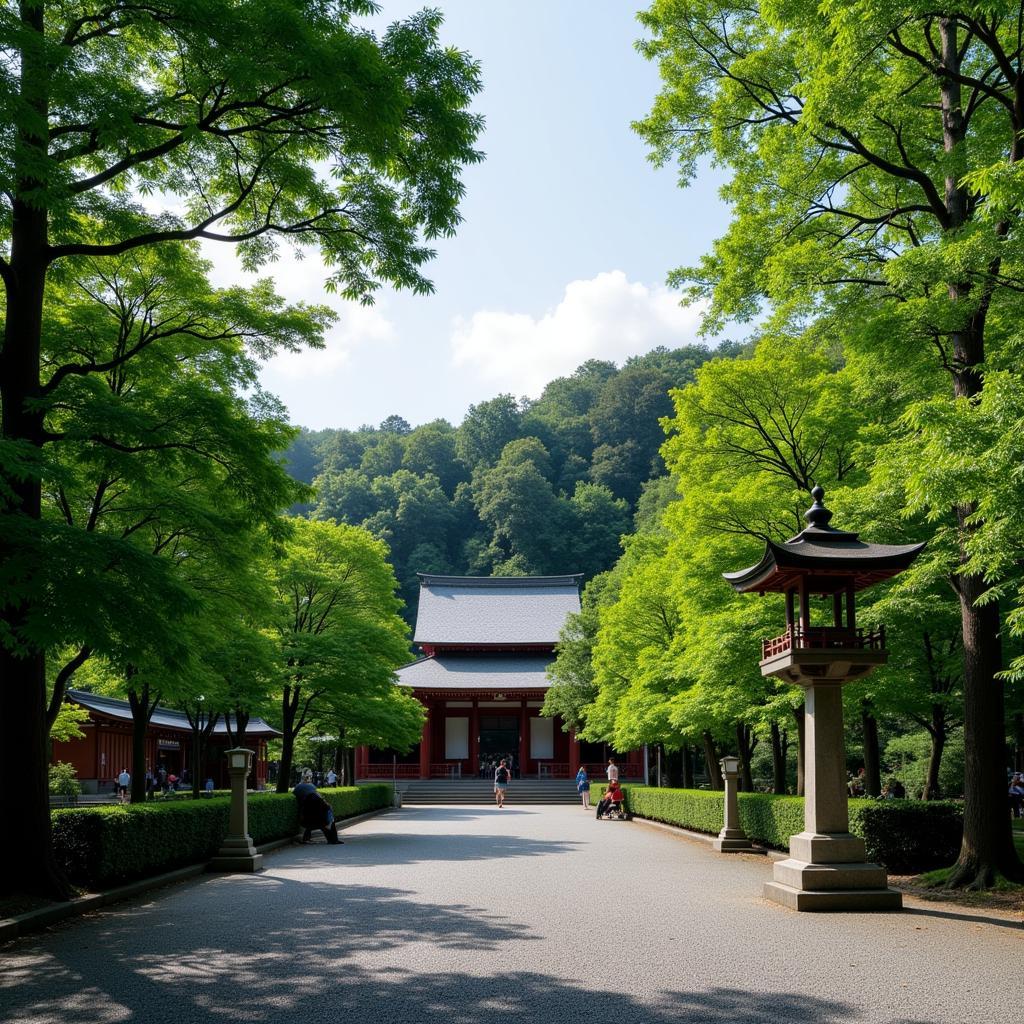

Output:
xmin=1 ymin=805 xmax=1020 ymax=1024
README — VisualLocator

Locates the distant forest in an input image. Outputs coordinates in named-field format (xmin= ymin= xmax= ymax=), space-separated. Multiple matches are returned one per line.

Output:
xmin=284 ymin=343 xmax=744 ymax=618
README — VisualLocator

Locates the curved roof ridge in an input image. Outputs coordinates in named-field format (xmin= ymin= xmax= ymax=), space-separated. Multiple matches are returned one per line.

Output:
xmin=417 ymin=573 xmax=583 ymax=588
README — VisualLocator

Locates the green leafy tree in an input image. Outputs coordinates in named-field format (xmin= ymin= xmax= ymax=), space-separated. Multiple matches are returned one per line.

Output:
xmin=402 ymin=420 xmax=466 ymax=495
xmin=268 ymin=518 xmax=410 ymax=792
xmin=636 ymin=0 xmax=1024 ymax=886
xmin=456 ymin=394 xmax=522 ymax=468
xmin=0 ymin=1 xmax=482 ymax=897
xmin=473 ymin=438 xmax=569 ymax=574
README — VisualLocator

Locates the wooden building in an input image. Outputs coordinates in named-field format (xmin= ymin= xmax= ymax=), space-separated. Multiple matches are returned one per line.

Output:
xmin=356 ymin=574 xmax=644 ymax=782
xmin=52 ymin=689 xmax=280 ymax=793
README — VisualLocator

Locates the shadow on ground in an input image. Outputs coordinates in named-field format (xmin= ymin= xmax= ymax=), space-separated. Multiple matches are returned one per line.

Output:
xmin=303 ymin=830 xmax=582 ymax=867
xmin=384 ymin=807 xmax=538 ymax=820
xmin=0 ymin=897 xmax=923 ymax=1024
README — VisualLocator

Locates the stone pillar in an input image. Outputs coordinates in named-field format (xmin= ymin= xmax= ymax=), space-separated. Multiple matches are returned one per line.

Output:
xmin=764 ymin=681 xmax=900 ymax=911
xmin=712 ymin=756 xmax=758 ymax=853
xmin=209 ymin=748 xmax=262 ymax=872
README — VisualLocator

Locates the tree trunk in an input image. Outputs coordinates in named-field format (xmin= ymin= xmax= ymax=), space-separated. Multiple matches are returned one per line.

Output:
xmin=276 ymin=685 xmax=299 ymax=793
xmin=232 ymin=708 xmax=250 ymax=753
xmin=658 ymin=745 xmax=679 ymax=786
xmin=861 ymin=703 xmax=881 ymax=797
xmin=936 ymin=16 xmax=1022 ymax=887
xmin=735 ymin=722 xmax=756 ymax=791
xmin=702 ymin=731 xmax=722 ymax=791
xmin=681 ymin=741 xmax=694 ymax=789
xmin=46 ymin=646 xmax=93 ymax=730
xmin=770 ymin=721 xmax=787 ymax=794
xmin=1014 ymin=713 xmax=1024 ymax=774
xmin=947 ymin=574 xmax=1022 ymax=885
xmin=923 ymin=712 xmax=947 ymax=802
xmin=0 ymin=2 xmax=65 ymax=900
xmin=127 ymin=677 xmax=159 ymax=804
xmin=792 ymin=704 xmax=805 ymax=797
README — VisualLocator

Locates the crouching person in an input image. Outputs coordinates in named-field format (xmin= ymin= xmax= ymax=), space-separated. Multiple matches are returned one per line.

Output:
xmin=293 ymin=769 xmax=342 ymax=845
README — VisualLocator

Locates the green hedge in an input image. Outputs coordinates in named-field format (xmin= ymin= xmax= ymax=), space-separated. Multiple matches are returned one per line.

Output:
xmin=52 ymin=784 xmax=392 ymax=888
xmin=594 ymin=785 xmax=962 ymax=873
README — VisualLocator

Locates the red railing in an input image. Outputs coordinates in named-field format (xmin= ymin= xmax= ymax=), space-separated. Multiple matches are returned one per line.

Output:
xmin=361 ymin=764 xmax=421 ymax=779
xmin=581 ymin=763 xmax=643 ymax=780
xmin=761 ymin=625 xmax=886 ymax=660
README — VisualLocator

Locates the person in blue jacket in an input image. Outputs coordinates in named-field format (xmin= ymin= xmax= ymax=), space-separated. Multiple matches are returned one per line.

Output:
xmin=575 ymin=766 xmax=591 ymax=809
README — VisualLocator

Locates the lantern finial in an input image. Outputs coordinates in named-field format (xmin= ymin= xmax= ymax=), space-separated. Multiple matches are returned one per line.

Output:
xmin=804 ymin=486 xmax=833 ymax=530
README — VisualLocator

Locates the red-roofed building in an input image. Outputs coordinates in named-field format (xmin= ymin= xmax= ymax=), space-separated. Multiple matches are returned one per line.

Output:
xmin=51 ymin=690 xmax=280 ymax=793
xmin=357 ymin=574 xmax=644 ymax=782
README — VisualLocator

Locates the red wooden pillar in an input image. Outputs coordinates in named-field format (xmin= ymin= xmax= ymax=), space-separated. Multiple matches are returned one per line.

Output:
xmin=469 ymin=700 xmax=479 ymax=778
xmin=568 ymin=727 xmax=580 ymax=776
xmin=518 ymin=705 xmax=528 ymax=779
xmin=418 ymin=701 xmax=432 ymax=779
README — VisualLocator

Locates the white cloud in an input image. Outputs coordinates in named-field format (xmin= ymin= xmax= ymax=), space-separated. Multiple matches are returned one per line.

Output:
xmin=197 ymin=239 xmax=397 ymax=382
xmin=450 ymin=270 xmax=706 ymax=396
xmin=263 ymin=302 xmax=396 ymax=380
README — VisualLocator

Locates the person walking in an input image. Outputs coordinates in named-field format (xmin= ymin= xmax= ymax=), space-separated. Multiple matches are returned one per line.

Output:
xmin=575 ymin=766 xmax=591 ymax=809
xmin=494 ymin=758 xmax=510 ymax=808
xmin=116 ymin=767 xmax=131 ymax=804
xmin=606 ymin=758 xmax=619 ymax=783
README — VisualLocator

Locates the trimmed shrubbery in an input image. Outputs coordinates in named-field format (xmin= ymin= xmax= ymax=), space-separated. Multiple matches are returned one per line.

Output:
xmin=594 ymin=784 xmax=962 ymax=873
xmin=51 ymin=784 xmax=392 ymax=888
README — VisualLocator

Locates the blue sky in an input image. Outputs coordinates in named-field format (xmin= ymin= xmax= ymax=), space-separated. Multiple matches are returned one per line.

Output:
xmin=210 ymin=1 xmax=733 ymax=430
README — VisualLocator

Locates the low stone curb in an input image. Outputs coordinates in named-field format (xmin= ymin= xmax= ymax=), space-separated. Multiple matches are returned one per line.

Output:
xmin=0 ymin=805 xmax=394 ymax=944
xmin=633 ymin=814 xmax=782 ymax=858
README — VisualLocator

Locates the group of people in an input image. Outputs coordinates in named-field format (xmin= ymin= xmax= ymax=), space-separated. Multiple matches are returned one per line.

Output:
xmin=115 ymin=764 xmax=189 ymax=802
xmin=1010 ymin=773 xmax=1024 ymax=818
xmin=481 ymin=754 xmax=515 ymax=780
xmin=573 ymin=758 xmax=625 ymax=819
xmin=300 ymin=768 xmax=338 ymax=788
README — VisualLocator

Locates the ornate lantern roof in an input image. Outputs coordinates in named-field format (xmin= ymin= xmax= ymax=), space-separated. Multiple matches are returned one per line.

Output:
xmin=722 ymin=487 xmax=925 ymax=595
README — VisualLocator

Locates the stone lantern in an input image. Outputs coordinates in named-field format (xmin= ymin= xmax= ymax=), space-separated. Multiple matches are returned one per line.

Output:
xmin=209 ymin=747 xmax=262 ymax=873
xmin=723 ymin=487 xmax=923 ymax=911
xmin=713 ymin=755 xmax=758 ymax=853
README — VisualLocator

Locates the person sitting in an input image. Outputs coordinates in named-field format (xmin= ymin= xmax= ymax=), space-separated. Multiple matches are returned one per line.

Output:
xmin=293 ymin=769 xmax=342 ymax=844
xmin=596 ymin=779 xmax=625 ymax=819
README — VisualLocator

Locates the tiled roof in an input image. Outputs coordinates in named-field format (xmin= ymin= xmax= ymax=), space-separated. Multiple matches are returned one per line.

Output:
xmin=66 ymin=689 xmax=281 ymax=737
xmin=396 ymin=654 xmax=555 ymax=691
xmin=413 ymin=574 xmax=581 ymax=645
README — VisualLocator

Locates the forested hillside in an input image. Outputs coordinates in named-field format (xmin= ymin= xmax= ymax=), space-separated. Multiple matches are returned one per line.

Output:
xmin=284 ymin=343 xmax=743 ymax=615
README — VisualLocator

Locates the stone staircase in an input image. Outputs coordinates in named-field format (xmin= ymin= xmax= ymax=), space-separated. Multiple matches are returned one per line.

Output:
xmin=394 ymin=779 xmax=581 ymax=805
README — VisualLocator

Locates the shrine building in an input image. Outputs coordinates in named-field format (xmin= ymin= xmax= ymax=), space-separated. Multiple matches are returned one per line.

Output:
xmin=51 ymin=689 xmax=280 ymax=793
xmin=356 ymin=574 xmax=644 ymax=782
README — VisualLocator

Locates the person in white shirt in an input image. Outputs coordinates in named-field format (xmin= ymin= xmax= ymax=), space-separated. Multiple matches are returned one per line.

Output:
xmin=606 ymin=758 xmax=619 ymax=783
xmin=117 ymin=768 xmax=131 ymax=804
xmin=326 ymin=768 xmax=338 ymax=786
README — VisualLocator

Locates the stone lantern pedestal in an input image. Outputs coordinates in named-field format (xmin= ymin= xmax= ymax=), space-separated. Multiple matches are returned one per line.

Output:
xmin=763 ymin=679 xmax=899 ymax=910
xmin=712 ymin=755 xmax=759 ymax=853
xmin=209 ymin=747 xmax=263 ymax=873
xmin=723 ymin=486 xmax=923 ymax=912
